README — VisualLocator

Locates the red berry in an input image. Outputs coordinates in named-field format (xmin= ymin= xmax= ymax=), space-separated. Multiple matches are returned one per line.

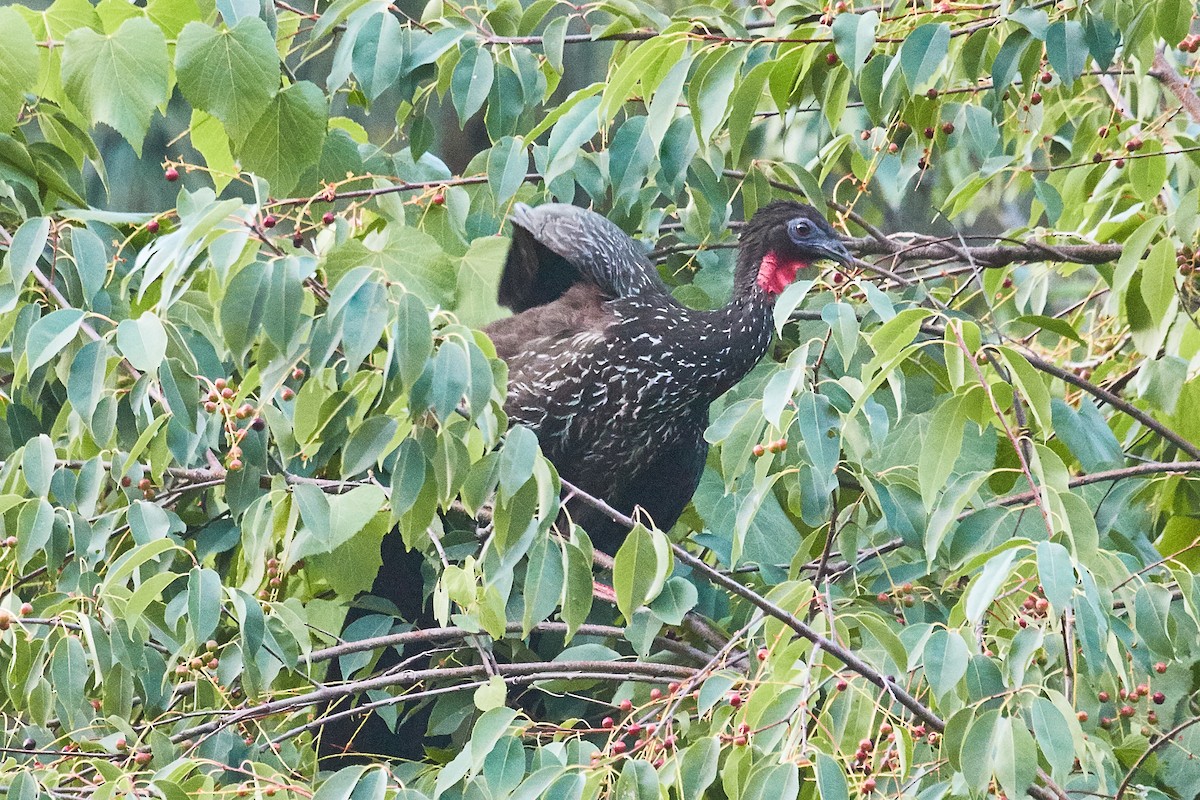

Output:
xmin=619 ymin=699 xmax=632 ymax=711
xmin=1152 ymin=692 xmax=1165 ymax=705
xmin=221 ymin=387 xmax=234 ymax=399
xmin=926 ymin=88 xmax=938 ymax=99
xmin=836 ymin=679 xmax=848 ymax=691
xmin=826 ymin=52 xmax=839 ymax=65
xmin=923 ymin=127 xmax=935 ymax=139
xmin=611 ymin=741 xmax=626 ymax=754
xmin=292 ymin=234 xmax=304 ymax=247
xmin=1030 ymin=92 xmax=1042 ymax=105
xmin=115 ymin=737 xmax=127 ymax=750
xmin=1154 ymin=662 xmax=1167 ymax=674
xmin=19 ymin=603 xmax=32 ymax=616
xmin=728 ymin=693 xmax=742 ymax=707
xmin=227 ymin=459 xmax=242 ymax=472
xmin=887 ymin=142 xmax=898 ymax=154
xmin=164 ymin=167 xmax=179 ymax=182
xmin=146 ymin=219 xmax=159 ymax=234
xmin=322 ymin=211 xmax=335 ymax=225
xmin=1040 ymin=71 xmax=1052 ymax=84
xmin=757 ymin=648 xmax=768 ymax=661
xmin=432 ymin=193 xmax=445 ymax=205
xmin=262 ymin=215 xmax=276 ymax=228
xmin=626 ymin=723 xmax=641 ymax=735
xmin=120 ymin=476 xmax=132 ymax=487
xmin=1114 ymin=158 xmax=1125 ymax=168
xmin=668 ymin=682 xmax=680 ymax=693
xmin=1098 ymin=691 xmax=1110 ymax=702
xmin=1077 ymin=711 xmax=1088 ymax=722
xmin=1098 ymin=126 xmax=1109 ymax=138
xmin=863 ymin=777 xmax=877 ymax=792
xmin=292 ymin=367 xmax=305 ymax=380
xmin=1119 ymin=705 xmax=1134 ymax=718
xmin=134 ymin=751 xmax=152 ymax=765
xmin=650 ymin=688 xmax=662 ymax=700
xmin=733 ymin=734 xmax=748 ymax=746
xmin=281 ymin=387 xmax=295 ymax=401
xmin=251 ymin=417 xmax=266 ymax=432
xmin=752 ymin=444 xmax=765 ymax=457
xmin=941 ymin=122 xmax=954 ymax=135
xmin=602 ymin=717 xmax=614 ymax=728
xmin=1125 ymin=137 xmax=1143 ymax=152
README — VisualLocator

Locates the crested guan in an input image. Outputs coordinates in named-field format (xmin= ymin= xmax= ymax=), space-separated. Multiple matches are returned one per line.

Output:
xmin=484 ymin=200 xmax=853 ymax=554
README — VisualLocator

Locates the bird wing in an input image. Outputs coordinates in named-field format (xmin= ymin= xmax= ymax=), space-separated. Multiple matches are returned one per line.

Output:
xmin=496 ymin=203 xmax=666 ymax=313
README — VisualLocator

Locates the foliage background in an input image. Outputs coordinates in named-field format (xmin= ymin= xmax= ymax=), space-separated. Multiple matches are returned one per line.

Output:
xmin=2 ymin=0 xmax=1200 ymax=798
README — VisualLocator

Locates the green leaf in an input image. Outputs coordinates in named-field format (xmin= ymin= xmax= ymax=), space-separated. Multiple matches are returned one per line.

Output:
xmin=187 ymin=566 xmax=222 ymax=644
xmin=615 ymin=759 xmax=659 ymax=800
xmin=813 ymin=752 xmax=850 ymax=800
xmin=993 ymin=716 xmax=1037 ymax=800
xmin=0 ymin=9 xmax=40 ymax=133
xmin=561 ymin=538 xmax=594 ymax=640
xmin=26 ymin=308 xmax=84 ymax=373
xmin=312 ymin=767 xmax=368 ymax=800
xmin=4 ymin=217 xmax=50 ymax=287
xmin=542 ymin=15 xmax=566 ymax=73
xmin=175 ymin=18 xmax=280 ymax=145
xmin=647 ymin=576 xmax=697 ymax=625
xmin=689 ymin=46 xmax=744 ymax=145
xmin=454 ymin=235 xmax=508 ymax=328
xmin=831 ymin=11 xmax=877 ymax=77
xmin=1036 ymin=541 xmax=1074 ymax=613
xmin=521 ymin=535 xmax=563 ymax=635
xmin=21 ymin=434 xmax=56 ymax=497
xmin=1045 ymin=20 xmax=1088 ymax=85
xmin=995 ymin=347 xmax=1052 ymax=435
xmin=487 ymin=136 xmax=528 ymax=205
xmin=350 ymin=10 xmax=405 ymax=101
xmin=393 ymin=292 xmax=432 ymax=388
xmin=1128 ymin=139 xmax=1166 ymax=203
xmin=499 ymin=425 xmax=538 ymax=498
xmin=612 ymin=523 xmax=671 ymax=617
xmin=899 ymin=23 xmax=949 ymax=91
xmin=923 ymin=628 xmax=968 ymax=698
xmin=729 ymin=61 xmax=772 ymax=164
xmin=115 ymin=314 xmax=168 ymax=373
xmin=680 ymin=738 xmax=721 ymax=799
xmin=61 ymin=17 xmax=169 ymax=153
xmin=16 ymin=498 xmax=54 ymax=569
xmin=342 ymin=416 xmax=399 ymax=477
xmin=919 ymin=395 xmax=966 ymax=510
xmin=238 ymin=80 xmax=327 ymax=195
xmin=451 ymin=45 xmax=494 ymax=126
xmin=1138 ymin=238 xmax=1177 ymax=331
xmin=1133 ymin=582 xmax=1173 ymax=656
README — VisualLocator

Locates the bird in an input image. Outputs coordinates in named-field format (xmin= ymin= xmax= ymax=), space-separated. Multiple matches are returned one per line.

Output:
xmin=484 ymin=200 xmax=854 ymax=554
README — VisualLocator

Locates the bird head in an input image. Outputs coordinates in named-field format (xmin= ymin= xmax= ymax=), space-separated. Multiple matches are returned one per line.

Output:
xmin=741 ymin=201 xmax=853 ymax=295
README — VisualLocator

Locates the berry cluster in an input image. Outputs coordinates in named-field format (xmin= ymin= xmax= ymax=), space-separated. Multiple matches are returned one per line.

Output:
xmin=1179 ymin=34 xmax=1200 ymax=53
xmin=1094 ymin=665 xmax=1170 ymax=731
xmin=1177 ymin=246 xmax=1200 ymax=274
xmin=752 ymin=437 xmax=788 ymax=457
xmin=878 ymin=581 xmax=919 ymax=610
xmin=1015 ymin=587 xmax=1051 ymax=628
xmin=174 ymin=639 xmax=221 ymax=677
xmin=851 ymin=721 xmax=911 ymax=795
xmin=200 ymin=376 xmax=271 ymax=471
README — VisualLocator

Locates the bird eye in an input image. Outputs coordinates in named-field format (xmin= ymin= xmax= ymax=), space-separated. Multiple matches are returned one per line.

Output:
xmin=788 ymin=218 xmax=813 ymax=241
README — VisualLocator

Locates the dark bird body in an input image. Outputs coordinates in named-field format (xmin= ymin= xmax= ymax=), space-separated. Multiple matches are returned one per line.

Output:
xmin=485 ymin=201 xmax=852 ymax=553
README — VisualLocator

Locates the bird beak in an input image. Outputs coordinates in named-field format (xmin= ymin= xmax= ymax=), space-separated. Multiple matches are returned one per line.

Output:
xmin=816 ymin=238 xmax=854 ymax=267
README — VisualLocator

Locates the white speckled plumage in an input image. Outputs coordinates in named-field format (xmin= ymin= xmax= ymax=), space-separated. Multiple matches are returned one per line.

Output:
xmin=484 ymin=201 xmax=851 ymax=553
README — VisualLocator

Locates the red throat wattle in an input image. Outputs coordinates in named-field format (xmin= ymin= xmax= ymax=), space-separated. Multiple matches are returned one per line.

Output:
xmin=756 ymin=251 xmax=809 ymax=295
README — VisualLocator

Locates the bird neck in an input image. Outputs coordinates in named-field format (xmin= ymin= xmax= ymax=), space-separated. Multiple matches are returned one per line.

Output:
xmin=680 ymin=258 xmax=780 ymax=400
